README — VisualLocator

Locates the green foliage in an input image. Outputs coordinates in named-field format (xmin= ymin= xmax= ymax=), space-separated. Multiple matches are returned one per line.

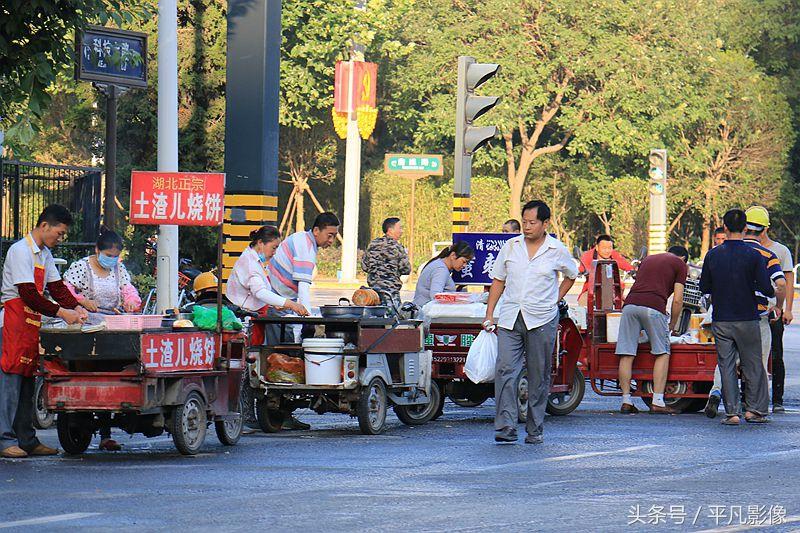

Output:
xmin=11 ymin=0 xmax=800 ymax=264
xmin=0 ymin=0 xmax=152 ymax=151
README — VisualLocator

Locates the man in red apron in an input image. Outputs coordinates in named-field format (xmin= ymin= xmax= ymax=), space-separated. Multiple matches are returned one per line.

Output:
xmin=1 ymin=205 xmax=87 ymax=458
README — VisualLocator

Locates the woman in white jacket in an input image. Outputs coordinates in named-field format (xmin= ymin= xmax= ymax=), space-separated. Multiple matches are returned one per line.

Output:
xmin=226 ymin=225 xmax=308 ymax=345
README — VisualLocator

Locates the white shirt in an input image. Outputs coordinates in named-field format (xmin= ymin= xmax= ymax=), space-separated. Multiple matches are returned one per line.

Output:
xmin=1 ymin=234 xmax=61 ymax=304
xmin=226 ymin=247 xmax=286 ymax=311
xmin=491 ymin=234 xmax=578 ymax=330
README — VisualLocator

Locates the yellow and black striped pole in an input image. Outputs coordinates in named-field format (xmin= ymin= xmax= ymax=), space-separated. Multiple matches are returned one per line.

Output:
xmin=221 ymin=193 xmax=278 ymax=281
xmin=452 ymin=193 xmax=470 ymax=234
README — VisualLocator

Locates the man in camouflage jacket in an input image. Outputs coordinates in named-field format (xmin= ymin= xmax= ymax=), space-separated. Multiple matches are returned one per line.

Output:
xmin=362 ymin=217 xmax=411 ymax=306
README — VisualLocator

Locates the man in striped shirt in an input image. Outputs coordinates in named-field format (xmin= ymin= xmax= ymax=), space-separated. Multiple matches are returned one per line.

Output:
xmin=704 ymin=225 xmax=786 ymax=418
xmin=268 ymin=212 xmax=340 ymax=316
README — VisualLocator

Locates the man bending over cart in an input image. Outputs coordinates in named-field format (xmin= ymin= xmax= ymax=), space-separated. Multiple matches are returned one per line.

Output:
xmin=616 ymin=246 xmax=689 ymax=414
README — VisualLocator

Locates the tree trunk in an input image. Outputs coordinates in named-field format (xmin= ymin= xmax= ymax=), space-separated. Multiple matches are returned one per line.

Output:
xmin=700 ymin=217 xmax=712 ymax=258
xmin=509 ymin=177 xmax=525 ymax=220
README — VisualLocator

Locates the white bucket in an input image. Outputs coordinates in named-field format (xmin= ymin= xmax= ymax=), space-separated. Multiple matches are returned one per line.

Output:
xmin=302 ymin=338 xmax=345 ymax=385
xmin=606 ymin=312 xmax=622 ymax=343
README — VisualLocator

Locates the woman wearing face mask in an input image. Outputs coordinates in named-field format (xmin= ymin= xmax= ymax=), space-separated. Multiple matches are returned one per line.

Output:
xmin=226 ymin=225 xmax=309 ymax=346
xmin=412 ymin=241 xmax=475 ymax=308
xmin=62 ymin=229 xmax=141 ymax=451
xmin=63 ymin=230 xmax=141 ymax=314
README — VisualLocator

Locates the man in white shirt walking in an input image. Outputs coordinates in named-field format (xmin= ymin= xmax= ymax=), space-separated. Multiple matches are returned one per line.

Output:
xmin=484 ymin=200 xmax=578 ymax=444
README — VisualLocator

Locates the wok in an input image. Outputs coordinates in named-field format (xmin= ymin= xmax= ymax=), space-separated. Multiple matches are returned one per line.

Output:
xmin=319 ymin=298 xmax=388 ymax=319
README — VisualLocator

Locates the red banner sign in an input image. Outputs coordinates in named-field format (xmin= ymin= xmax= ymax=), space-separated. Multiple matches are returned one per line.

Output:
xmin=141 ymin=332 xmax=217 ymax=372
xmin=334 ymin=61 xmax=378 ymax=113
xmin=130 ymin=171 xmax=225 ymax=226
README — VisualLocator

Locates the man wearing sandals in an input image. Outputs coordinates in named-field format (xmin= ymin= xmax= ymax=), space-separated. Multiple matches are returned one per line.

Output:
xmin=700 ymin=209 xmax=773 ymax=425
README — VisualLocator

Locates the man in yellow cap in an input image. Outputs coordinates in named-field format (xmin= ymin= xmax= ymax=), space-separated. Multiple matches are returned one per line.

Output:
xmin=745 ymin=206 xmax=794 ymax=413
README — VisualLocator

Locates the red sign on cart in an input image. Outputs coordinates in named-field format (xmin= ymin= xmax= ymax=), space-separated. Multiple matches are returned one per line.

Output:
xmin=130 ymin=171 xmax=225 ymax=226
xmin=141 ymin=332 xmax=217 ymax=372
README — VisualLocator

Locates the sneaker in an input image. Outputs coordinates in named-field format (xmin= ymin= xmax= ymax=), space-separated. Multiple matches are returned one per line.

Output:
xmin=704 ymin=394 xmax=721 ymax=419
xmin=773 ymin=404 xmax=785 ymax=413
xmin=494 ymin=427 xmax=518 ymax=443
xmin=524 ymin=434 xmax=544 ymax=445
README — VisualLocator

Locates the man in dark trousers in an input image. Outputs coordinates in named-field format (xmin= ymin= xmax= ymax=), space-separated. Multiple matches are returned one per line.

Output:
xmin=700 ymin=209 xmax=774 ymax=425
xmin=1 ymin=205 xmax=87 ymax=458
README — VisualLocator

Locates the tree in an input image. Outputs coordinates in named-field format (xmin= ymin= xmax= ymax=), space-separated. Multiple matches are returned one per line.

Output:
xmin=0 ymin=0 xmax=151 ymax=149
xmin=669 ymin=51 xmax=793 ymax=256
xmin=389 ymin=0 xmax=720 ymax=219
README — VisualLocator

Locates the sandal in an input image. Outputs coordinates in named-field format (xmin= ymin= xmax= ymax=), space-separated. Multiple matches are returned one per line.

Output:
xmin=99 ymin=438 xmax=122 ymax=451
xmin=744 ymin=413 xmax=770 ymax=424
xmin=722 ymin=415 xmax=740 ymax=425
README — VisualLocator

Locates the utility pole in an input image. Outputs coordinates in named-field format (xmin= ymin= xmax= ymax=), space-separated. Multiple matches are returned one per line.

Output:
xmin=156 ymin=0 xmax=179 ymax=312
xmin=103 ymin=84 xmax=118 ymax=230
xmin=339 ymin=1 xmax=367 ymax=283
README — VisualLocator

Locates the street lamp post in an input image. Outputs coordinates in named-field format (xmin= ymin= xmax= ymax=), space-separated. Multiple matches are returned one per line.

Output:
xmin=156 ymin=0 xmax=179 ymax=312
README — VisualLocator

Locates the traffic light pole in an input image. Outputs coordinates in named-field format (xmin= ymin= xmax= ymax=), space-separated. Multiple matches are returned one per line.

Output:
xmin=648 ymin=149 xmax=668 ymax=255
xmin=453 ymin=56 xmax=473 ymax=235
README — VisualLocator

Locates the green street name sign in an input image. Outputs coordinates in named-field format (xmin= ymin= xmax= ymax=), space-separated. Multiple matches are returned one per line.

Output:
xmin=384 ymin=154 xmax=444 ymax=175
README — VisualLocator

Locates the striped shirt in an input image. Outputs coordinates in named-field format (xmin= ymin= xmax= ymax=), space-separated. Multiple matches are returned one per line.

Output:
xmin=744 ymin=238 xmax=785 ymax=315
xmin=268 ymin=231 xmax=318 ymax=299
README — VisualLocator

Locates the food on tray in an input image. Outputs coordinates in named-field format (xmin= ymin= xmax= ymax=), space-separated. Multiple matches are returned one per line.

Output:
xmin=266 ymin=352 xmax=305 ymax=384
xmin=433 ymin=292 xmax=474 ymax=304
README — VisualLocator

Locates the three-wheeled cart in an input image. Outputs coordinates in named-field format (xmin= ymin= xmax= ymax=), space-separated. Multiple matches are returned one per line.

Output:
xmin=249 ymin=315 xmax=433 ymax=435
xmin=580 ymin=259 xmax=723 ymax=412
xmin=427 ymin=308 xmax=586 ymax=419
xmin=39 ymin=329 xmax=246 ymax=455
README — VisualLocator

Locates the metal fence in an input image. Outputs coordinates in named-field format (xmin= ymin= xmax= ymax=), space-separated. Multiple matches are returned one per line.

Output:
xmin=0 ymin=159 xmax=102 ymax=260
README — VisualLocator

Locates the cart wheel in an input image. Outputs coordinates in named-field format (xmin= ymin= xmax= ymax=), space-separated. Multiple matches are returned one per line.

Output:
xmin=448 ymin=388 xmax=492 ymax=408
xmin=33 ymin=376 xmax=55 ymax=430
xmin=215 ymin=394 xmax=244 ymax=446
xmin=431 ymin=383 xmax=446 ymax=420
xmin=640 ymin=380 xmax=694 ymax=413
xmin=255 ymin=398 xmax=285 ymax=433
xmin=546 ymin=368 xmax=586 ymax=416
xmin=56 ymin=413 xmax=92 ymax=455
xmin=171 ymin=391 xmax=208 ymax=455
xmin=357 ymin=377 xmax=388 ymax=435
xmin=393 ymin=380 xmax=441 ymax=426
xmin=517 ymin=370 xmax=529 ymax=423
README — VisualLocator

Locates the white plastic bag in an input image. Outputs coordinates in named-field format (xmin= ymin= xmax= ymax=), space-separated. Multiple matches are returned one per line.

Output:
xmin=464 ymin=330 xmax=498 ymax=384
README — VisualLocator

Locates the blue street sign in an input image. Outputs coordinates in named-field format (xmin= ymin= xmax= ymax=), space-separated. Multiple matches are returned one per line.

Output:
xmin=75 ymin=26 xmax=147 ymax=88
xmin=451 ymin=232 xmax=516 ymax=285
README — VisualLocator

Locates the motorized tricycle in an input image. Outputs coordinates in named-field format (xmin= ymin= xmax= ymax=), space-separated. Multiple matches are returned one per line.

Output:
xmin=580 ymin=258 xmax=720 ymax=412
xmin=249 ymin=312 xmax=433 ymax=435
xmin=427 ymin=303 xmax=586 ymax=419
xmin=40 ymin=328 xmax=246 ymax=455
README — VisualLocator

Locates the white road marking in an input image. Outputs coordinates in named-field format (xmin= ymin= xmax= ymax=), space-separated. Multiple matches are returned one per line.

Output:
xmin=475 ymin=444 xmax=661 ymax=471
xmin=0 ymin=513 xmax=101 ymax=529
xmin=696 ymin=515 xmax=800 ymax=532
xmin=542 ymin=444 xmax=662 ymax=462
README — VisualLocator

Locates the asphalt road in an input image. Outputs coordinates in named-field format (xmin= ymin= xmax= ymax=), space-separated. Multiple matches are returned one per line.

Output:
xmin=2 ymin=294 xmax=800 ymax=531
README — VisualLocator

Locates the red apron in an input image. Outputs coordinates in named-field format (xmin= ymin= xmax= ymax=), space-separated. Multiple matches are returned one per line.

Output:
xmin=1 ymin=236 xmax=46 ymax=377
xmin=250 ymin=305 xmax=269 ymax=347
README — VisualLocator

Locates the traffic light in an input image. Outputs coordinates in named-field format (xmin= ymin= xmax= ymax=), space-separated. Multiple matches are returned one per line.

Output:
xmin=453 ymin=56 xmax=501 ymax=233
xmin=648 ymin=149 xmax=668 ymax=254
